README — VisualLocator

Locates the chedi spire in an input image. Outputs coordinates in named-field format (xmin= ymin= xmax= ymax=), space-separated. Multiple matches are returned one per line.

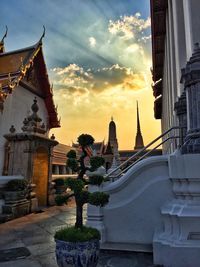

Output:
xmin=134 ymin=101 xmax=144 ymax=150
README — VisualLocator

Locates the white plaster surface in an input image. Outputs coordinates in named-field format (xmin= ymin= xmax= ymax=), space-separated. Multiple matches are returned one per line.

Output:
xmin=153 ymin=154 xmax=200 ymax=267
xmin=87 ymin=155 xmax=173 ymax=251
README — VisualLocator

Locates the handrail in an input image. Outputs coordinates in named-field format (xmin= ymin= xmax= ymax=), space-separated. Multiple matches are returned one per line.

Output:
xmin=121 ymin=135 xmax=180 ymax=174
xmin=105 ymin=126 xmax=186 ymax=180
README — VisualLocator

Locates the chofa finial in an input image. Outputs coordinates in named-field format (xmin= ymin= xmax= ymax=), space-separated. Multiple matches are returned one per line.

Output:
xmin=39 ymin=25 xmax=45 ymax=43
xmin=1 ymin=25 xmax=8 ymax=43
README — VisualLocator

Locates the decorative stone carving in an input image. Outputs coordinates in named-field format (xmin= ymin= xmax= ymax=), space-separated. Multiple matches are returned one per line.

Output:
xmin=21 ymin=97 xmax=46 ymax=134
xmin=174 ymin=91 xmax=187 ymax=145
xmin=181 ymin=43 xmax=200 ymax=153
xmin=3 ymin=98 xmax=58 ymax=210
xmin=154 ymin=154 xmax=200 ymax=267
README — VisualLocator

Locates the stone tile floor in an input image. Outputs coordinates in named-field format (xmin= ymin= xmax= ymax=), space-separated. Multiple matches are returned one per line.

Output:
xmin=0 ymin=201 xmax=153 ymax=267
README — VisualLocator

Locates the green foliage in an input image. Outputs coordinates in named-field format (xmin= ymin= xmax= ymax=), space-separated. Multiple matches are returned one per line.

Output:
xmin=55 ymin=195 xmax=69 ymax=206
xmin=67 ymin=150 xmax=77 ymax=159
xmin=89 ymin=175 xmax=104 ymax=186
xmin=55 ymin=133 xmax=109 ymax=239
xmin=67 ymin=158 xmax=79 ymax=172
xmin=54 ymin=178 xmax=65 ymax=186
xmin=78 ymin=190 xmax=90 ymax=205
xmin=65 ymin=178 xmax=84 ymax=193
xmin=89 ymin=192 xmax=109 ymax=207
xmin=90 ymin=156 xmax=105 ymax=171
xmin=5 ymin=179 xmax=28 ymax=191
xmin=54 ymin=226 xmax=100 ymax=242
xmin=77 ymin=134 xmax=94 ymax=147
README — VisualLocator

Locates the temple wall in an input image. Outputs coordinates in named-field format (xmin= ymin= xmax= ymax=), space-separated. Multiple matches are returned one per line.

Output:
xmin=0 ymin=85 xmax=48 ymax=175
xmin=161 ymin=0 xmax=193 ymax=153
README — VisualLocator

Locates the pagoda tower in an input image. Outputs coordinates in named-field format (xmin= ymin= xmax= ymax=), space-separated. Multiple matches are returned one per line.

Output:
xmin=134 ymin=101 xmax=144 ymax=150
xmin=108 ymin=117 xmax=118 ymax=149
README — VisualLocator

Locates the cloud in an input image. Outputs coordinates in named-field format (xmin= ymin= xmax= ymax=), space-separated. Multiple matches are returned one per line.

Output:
xmin=89 ymin=37 xmax=96 ymax=48
xmin=50 ymin=63 xmax=148 ymax=100
xmin=108 ymin=13 xmax=150 ymax=42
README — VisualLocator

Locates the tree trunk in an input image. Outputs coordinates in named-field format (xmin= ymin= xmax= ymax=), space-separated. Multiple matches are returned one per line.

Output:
xmin=75 ymin=202 xmax=83 ymax=228
xmin=78 ymin=147 xmax=87 ymax=180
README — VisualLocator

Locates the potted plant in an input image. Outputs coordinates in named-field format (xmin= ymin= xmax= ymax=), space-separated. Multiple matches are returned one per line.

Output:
xmin=54 ymin=134 xmax=109 ymax=267
xmin=4 ymin=178 xmax=28 ymax=203
xmin=54 ymin=178 xmax=67 ymax=194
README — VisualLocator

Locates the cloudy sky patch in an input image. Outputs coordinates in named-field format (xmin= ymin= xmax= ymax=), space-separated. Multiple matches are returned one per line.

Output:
xmin=1 ymin=0 xmax=160 ymax=148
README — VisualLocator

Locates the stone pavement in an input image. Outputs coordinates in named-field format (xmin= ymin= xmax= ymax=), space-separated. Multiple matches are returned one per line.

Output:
xmin=0 ymin=201 xmax=153 ymax=267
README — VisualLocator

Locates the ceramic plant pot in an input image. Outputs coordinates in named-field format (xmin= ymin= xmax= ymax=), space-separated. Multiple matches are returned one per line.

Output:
xmin=55 ymin=239 xmax=100 ymax=267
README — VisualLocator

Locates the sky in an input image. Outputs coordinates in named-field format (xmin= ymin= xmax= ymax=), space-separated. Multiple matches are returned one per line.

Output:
xmin=1 ymin=0 xmax=161 ymax=149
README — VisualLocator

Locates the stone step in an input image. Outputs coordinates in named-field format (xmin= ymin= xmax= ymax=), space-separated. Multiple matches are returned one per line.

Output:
xmin=101 ymin=242 xmax=152 ymax=253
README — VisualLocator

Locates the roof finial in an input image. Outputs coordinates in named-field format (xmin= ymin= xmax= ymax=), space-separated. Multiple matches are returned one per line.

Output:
xmin=39 ymin=25 xmax=46 ymax=43
xmin=0 ymin=26 xmax=8 ymax=53
xmin=1 ymin=25 xmax=8 ymax=43
xmin=111 ymin=116 xmax=113 ymax=121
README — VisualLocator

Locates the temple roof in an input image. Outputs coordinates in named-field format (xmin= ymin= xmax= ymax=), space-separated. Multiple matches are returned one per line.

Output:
xmin=150 ymin=0 xmax=167 ymax=83
xmin=150 ymin=0 xmax=168 ymax=119
xmin=0 ymin=39 xmax=60 ymax=129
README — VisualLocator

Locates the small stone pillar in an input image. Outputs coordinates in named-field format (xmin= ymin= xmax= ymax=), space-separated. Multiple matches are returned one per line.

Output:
xmin=87 ymin=185 xmax=106 ymax=243
xmin=181 ymin=43 xmax=200 ymax=153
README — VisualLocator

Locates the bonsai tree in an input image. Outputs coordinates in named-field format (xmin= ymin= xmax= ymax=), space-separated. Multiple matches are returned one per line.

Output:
xmin=54 ymin=134 xmax=109 ymax=267
xmin=55 ymin=133 xmax=109 ymax=229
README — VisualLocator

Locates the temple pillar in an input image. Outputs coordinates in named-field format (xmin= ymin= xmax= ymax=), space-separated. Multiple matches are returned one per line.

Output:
xmin=54 ymin=165 xmax=59 ymax=175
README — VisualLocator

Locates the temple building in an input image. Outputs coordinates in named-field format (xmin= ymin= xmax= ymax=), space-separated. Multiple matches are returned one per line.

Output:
xmin=85 ymin=103 xmax=161 ymax=170
xmin=0 ymin=29 xmax=62 ymax=216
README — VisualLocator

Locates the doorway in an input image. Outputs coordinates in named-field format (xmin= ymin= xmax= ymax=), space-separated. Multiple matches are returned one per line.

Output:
xmin=32 ymin=147 xmax=48 ymax=206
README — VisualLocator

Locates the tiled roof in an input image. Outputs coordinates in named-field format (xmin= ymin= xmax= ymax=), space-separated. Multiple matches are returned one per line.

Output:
xmin=0 ymin=41 xmax=60 ymax=128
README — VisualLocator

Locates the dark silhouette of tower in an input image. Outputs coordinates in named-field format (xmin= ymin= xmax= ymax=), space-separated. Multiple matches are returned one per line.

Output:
xmin=108 ymin=117 xmax=118 ymax=149
xmin=134 ymin=101 xmax=144 ymax=150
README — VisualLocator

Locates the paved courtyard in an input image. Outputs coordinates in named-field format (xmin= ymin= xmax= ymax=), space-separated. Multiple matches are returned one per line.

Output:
xmin=0 ymin=201 xmax=153 ymax=267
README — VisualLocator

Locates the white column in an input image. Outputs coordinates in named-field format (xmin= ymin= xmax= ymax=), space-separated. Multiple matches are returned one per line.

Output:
xmin=183 ymin=0 xmax=193 ymax=60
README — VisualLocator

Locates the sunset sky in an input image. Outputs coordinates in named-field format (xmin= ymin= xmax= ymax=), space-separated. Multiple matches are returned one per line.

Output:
xmin=1 ymin=0 xmax=161 ymax=149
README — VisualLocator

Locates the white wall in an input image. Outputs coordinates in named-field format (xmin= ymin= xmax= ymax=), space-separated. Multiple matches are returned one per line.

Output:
xmin=0 ymin=85 xmax=49 ymax=174
xmin=87 ymin=156 xmax=173 ymax=250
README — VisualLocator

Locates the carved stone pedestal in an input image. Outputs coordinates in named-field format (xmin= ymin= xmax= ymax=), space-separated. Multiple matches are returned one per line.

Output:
xmin=86 ymin=185 xmax=106 ymax=243
xmin=153 ymin=154 xmax=200 ymax=267
xmin=2 ymin=199 xmax=30 ymax=218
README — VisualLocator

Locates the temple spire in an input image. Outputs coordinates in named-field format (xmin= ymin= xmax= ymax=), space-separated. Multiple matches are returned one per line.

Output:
xmin=134 ymin=101 xmax=144 ymax=150
xmin=0 ymin=26 xmax=8 ymax=53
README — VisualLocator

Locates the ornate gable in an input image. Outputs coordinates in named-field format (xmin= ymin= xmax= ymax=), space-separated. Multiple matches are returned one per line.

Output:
xmin=0 ymin=40 xmax=60 ymax=128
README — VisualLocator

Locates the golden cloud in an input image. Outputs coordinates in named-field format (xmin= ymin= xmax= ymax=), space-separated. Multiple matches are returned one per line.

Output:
xmin=108 ymin=13 xmax=151 ymax=42
xmin=50 ymin=63 xmax=148 ymax=98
